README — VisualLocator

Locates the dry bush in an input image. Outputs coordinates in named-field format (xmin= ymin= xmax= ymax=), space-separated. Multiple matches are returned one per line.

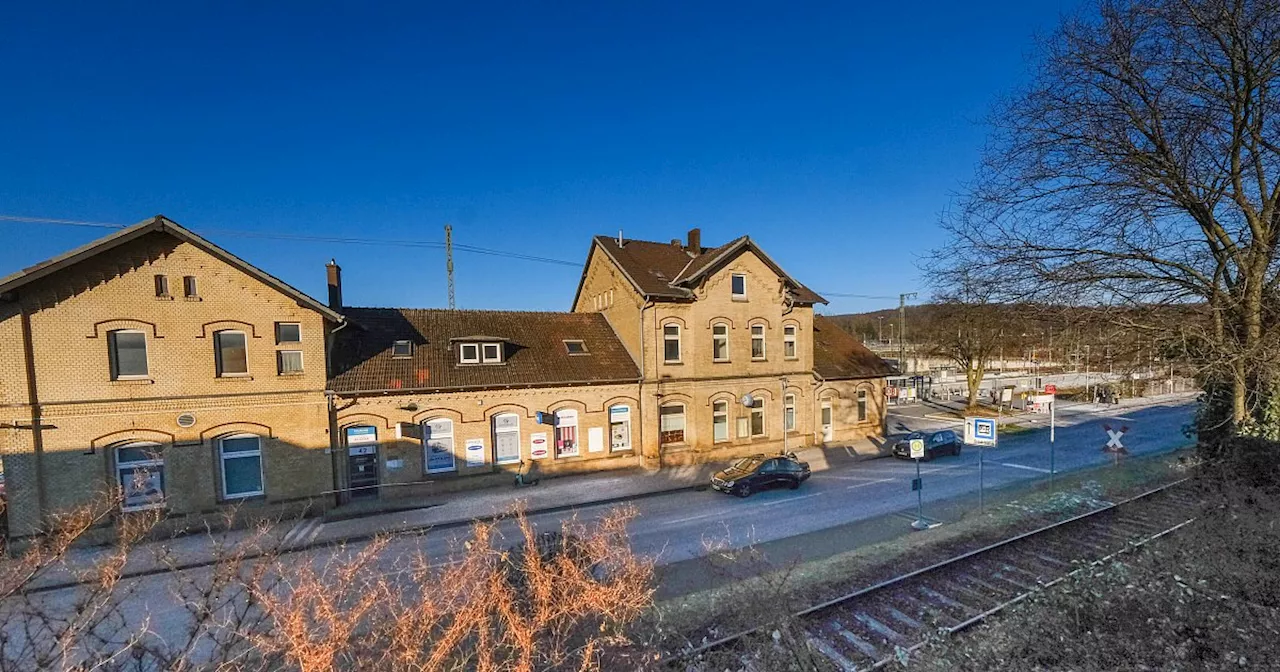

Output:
xmin=0 ymin=499 xmax=654 ymax=671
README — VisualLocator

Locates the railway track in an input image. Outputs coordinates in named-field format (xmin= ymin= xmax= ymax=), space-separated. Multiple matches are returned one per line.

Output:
xmin=673 ymin=478 xmax=1200 ymax=671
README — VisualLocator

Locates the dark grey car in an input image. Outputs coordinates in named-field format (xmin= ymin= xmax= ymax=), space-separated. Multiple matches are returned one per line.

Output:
xmin=892 ymin=429 xmax=962 ymax=460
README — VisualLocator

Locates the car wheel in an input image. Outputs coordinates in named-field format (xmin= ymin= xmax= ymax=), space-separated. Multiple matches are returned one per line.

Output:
xmin=954 ymin=444 xmax=962 ymax=456
xmin=736 ymin=484 xmax=752 ymax=498
xmin=789 ymin=479 xmax=800 ymax=490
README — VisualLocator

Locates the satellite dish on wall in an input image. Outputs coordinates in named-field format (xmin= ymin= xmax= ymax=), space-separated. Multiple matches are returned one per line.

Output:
xmin=741 ymin=393 xmax=755 ymax=407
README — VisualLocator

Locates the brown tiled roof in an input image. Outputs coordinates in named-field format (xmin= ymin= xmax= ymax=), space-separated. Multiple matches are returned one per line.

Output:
xmin=583 ymin=235 xmax=826 ymax=305
xmin=812 ymin=314 xmax=895 ymax=380
xmin=328 ymin=308 xmax=640 ymax=394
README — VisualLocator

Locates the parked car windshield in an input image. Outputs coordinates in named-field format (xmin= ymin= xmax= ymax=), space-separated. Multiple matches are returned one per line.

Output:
xmin=731 ymin=457 xmax=766 ymax=472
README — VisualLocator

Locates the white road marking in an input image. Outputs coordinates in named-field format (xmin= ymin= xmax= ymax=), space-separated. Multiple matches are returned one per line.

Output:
xmin=761 ymin=491 xmax=826 ymax=507
xmin=813 ymin=474 xmax=887 ymax=482
xmin=846 ymin=478 xmax=895 ymax=490
xmin=664 ymin=511 xmax=730 ymax=526
xmin=997 ymin=462 xmax=1051 ymax=473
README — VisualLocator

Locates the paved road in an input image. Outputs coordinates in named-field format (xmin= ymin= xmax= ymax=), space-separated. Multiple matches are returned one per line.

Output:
xmin=23 ymin=396 xmax=1197 ymax=659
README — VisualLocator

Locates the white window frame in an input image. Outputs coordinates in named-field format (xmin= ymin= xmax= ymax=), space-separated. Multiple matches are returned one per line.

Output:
xmin=663 ymin=323 xmax=681 ymax=363
xmin=218 ymin=434 xmax=265 ymax=500
xmin=712 ymin=323 xmax=729 ymax=362
xmin=659 ymin=403 xmax=686 ymax=445
xmin=554 ymin=409 xmax=579 ymax=457
xmin=750 ymin=398 xmax=766 ymax=437
xmin=276 ymin=322 xmax=302 ymax=344
xmin=783 ymin=325 xmax=798 ymax=359
xmin=459 ymin=343 xmax=480 ymax=363
xmin=751 ymin=324 xmax=766 ymax=361
xmin=392 ymin=340 xmax=413 ymax=358
xmin=214 ymin=330 xmax=249 ymax=377
xmin=731 ymin=273 xmax=747 ymax=300
xmin=564 ymin=340 xmax=588 ymax=355
xmin=493 ymin=413 xmax=521 ymax=464
xmin=609 ymin=405 xmax=632 ymax=451
xmin=108 ymin=329 xmax=150 ymax=380
xmin=712 ymin=400 xmax=729 ymax=443
xmin=277 ymin=350 xmax=304 ymax=375
xmin=784 ymin=394 xmax=797 ymax=432
xmin=423 ymin=418 xmax=456 ymax=474
xmin=183 ymin=275 xmax=198 ymax=298
xmin=481 ymin=342 xmax=503 ymax=363
xmin=117 ymin=442 xmax=165 ymax=511
xmin=857 ymin=389 xmax=868 ymax=422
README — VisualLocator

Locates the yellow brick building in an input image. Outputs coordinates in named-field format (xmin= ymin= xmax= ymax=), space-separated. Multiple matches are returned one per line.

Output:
xmin=0 ymin=219 xmax=889 ymax=533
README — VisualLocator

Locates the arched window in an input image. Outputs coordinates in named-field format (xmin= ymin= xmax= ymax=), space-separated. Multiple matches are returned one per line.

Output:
xmin=857 ymin=389 xmax=868 ymax=422
xmin=712 ymin=400 xmax=729 ymax=442
xmin=783 ymin=325 xmax=798 ymax=359
xmin=219 ymin=434 xmax=264 ymax=499
xmin=712 ymin=323 xmax=730 ymax=362
xmin=749 ymin=397 xmax=766 ymax=436
xmin=663 ymin=324 xmax=681 ymax=363
xmin=214 ymin=329 xmax=249 ymax=376
xmin=116 ymin=442 xmax=165 ymax=511
xmin=424 ymin=418 xmax=456 ymax=473
xmin=555 ymin=409 xmax=579 ymax=457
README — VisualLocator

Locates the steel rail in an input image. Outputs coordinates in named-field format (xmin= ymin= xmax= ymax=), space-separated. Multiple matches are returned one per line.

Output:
xmin=667 ymin=476 xmax=1195 ymax=666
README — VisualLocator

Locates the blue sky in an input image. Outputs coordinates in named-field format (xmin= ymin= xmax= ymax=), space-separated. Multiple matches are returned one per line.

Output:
xmin=0 ymin=1 xmax=1082 ymax=314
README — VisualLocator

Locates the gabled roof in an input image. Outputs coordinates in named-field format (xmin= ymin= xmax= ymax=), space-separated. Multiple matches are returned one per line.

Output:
xmin=575 ymin=234 xmax=826 ymax=306
xmin=0 ymin=215 xmax=343 ymax=322
xmin=329 ymin=308 xmax=640 ymax=394
xmin=812 ymin=314 xmax=895 ymax=380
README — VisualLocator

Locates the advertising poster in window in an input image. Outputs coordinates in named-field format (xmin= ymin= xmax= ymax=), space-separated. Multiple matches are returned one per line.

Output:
xmin=609 ymin=406 xmax=631 ymax=451
xmin=465 ymin=439 xmax=485 ymax=467
xmin=530 ymin=432 xmax=549 ymax=460
xmin=425 ymin=438 xmax=456 ymax=473
xmin=121 ymin=467 xmax=164 ymax=510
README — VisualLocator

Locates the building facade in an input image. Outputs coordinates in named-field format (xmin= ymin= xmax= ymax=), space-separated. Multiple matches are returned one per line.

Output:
xmin=0 ymin=217 xmax=341 ymax=538
xmin=0 ymin=219 xmax=889 ymax=535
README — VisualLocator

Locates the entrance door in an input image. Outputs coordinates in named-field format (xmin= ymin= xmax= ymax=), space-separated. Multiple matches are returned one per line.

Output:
xmin=344 ymin=425 xmax=380 ymax=499
xmin=821 ymin=402 xmax=833 ymax=443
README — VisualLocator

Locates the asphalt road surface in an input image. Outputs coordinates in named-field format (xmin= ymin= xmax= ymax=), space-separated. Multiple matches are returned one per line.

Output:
xmin=23 ymin=396 xmax=1197 ymax=660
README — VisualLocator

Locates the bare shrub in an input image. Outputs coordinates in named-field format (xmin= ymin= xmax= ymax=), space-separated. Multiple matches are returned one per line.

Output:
xmin=0 ymin=500 xmax=654 ymax=671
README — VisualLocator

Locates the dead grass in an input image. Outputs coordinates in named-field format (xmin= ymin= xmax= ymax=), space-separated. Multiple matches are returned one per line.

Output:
xmin=911 ymin=456 xmax=1280 ymax=671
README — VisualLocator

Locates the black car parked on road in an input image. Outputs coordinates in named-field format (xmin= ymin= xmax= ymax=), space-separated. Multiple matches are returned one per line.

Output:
xmin=892 ymin=429 xmax=962 ymax=461
xmin=710 ymin=453 xmax=811 ymax=497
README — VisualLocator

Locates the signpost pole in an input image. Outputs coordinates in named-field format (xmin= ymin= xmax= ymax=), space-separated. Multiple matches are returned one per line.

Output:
xmin=912 ymin=456 xmax=927 ymax=530
xmin=1049 ymin=397 xmax=1056 ymax=484
xmin=979 ymin=440 xmax=984 ymax=512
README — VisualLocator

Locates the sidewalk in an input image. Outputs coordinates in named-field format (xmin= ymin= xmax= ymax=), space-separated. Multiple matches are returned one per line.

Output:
xmin=32 ymin=439 xmax=884 ymax=592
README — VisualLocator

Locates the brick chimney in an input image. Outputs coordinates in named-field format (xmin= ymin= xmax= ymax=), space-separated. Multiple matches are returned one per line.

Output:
xmin=326 ymin=259 xmax=343 ymax=311
xmin=686 ymin=227 xmax=701 ymax=253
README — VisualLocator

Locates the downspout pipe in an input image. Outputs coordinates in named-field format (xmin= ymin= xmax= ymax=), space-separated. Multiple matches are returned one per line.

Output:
xmin=19 ymin=304 xmax=48 ymax=529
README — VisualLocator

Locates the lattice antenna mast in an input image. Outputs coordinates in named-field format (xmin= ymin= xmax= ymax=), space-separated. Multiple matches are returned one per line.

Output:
xmin=445 ymin=223 xmax=456 ymax=310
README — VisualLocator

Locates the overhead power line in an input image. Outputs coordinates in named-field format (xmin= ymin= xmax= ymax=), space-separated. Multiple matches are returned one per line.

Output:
xmin=0 ymin=214 xmax=582 ymax=268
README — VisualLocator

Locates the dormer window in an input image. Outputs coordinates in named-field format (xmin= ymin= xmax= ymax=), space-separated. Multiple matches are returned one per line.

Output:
xmin=392 ymin=340 xmax=413 ymax=358
xmin=564 ymin=340 xmax=588 ymax=354
xmin=731 ymin=273 xmax=747 ymax=300
xmin=458 ymin=341 xmax=503 ymax=364
xmin=482 ymin=343 xmax=503 ymax=363
xmin=459 ymin=343 xmax=480 ymax=364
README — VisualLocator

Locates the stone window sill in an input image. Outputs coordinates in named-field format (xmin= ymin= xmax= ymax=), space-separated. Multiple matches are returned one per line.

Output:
xmin=215 ymin=375 xmax=254 ymax=382
xmin=110 ymin=377 xmax=154 ymax=385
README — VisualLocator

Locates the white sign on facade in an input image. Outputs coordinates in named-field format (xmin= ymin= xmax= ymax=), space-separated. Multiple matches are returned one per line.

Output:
xmin=530 ymin=432 xmax=549 ymax=460
xmin=465 ymin=439 xmax=485 ymax=467
xmin=345 ymin=426 xmax=378 ymax=445
xmin=588 ymin=426 xmax=604 ymax=453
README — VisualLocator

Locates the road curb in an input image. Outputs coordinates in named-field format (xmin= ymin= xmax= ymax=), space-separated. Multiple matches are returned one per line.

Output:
xmin=25 ymin=480 xmax=711 ymax=595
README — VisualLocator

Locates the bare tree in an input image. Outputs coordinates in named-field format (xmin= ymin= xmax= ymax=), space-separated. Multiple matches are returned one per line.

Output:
xmin=935 ymin=0 xmax=1280 ymax=435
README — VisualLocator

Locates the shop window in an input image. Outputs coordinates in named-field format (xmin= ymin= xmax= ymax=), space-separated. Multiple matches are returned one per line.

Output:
xmin=609 ymin=405 xmax=631 ymax=451
xmin=424 ymin=418 xmax=456 ymax=473
xmin=555 ymin=409 xmax=579 ymax=457
xmin=659 ymin=404 xmax=685 ymax=444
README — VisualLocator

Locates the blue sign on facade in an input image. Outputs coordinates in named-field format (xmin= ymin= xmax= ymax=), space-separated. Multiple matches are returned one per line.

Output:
xmin=345 ymin=425 xmax=378 ymax=445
